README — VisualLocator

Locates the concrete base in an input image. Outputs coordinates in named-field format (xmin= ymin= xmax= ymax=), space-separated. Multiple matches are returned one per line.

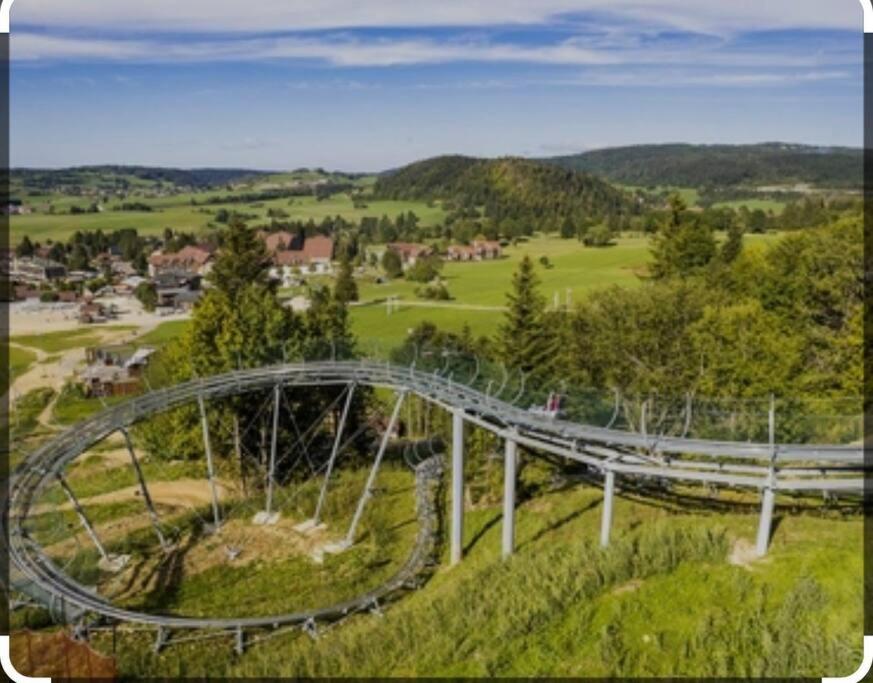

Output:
xmin=98 ymin=554 xmax=130 ymax=573
xmin=252 ymin=511 xmax=280 ymax=526
xmin=322 ymin=539 xmax=352 ymax=555
xmin=203 ymin=522 xmax=222 ymax=535
xmin=293 ymin=518 xmax=327 ymax=535
xmin=309 ymin=548 xmax=325 ymax=564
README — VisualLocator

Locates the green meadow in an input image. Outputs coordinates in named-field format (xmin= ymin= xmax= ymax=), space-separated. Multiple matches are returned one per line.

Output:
xmin=11 ymin=191 xmax=445 ymax=244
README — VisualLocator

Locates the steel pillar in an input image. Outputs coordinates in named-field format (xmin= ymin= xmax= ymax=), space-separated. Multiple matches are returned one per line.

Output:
xmin=264 ymin=383 xmax=281 ymax=517
xmin=345 ymin=391 xmax=406 ymax=545
xmin=57 ymin=474 xmax=108 ymax=561
xmin=502 ymin=435 xmax=517 ymax=559
xmin=120 ymin=427 xmax=169 ymax=551
xmin=450 ymin=408 xmax=465 ymax=565
xmin=314 ymin=383 xmax=356 ymax=524
xmin=756 ymin=397 xmax=778 ymax=557
xmin=197 ymin=394 xmax=222 ymax=529
xmin=600 ymin=469 xmax=615 ymax=548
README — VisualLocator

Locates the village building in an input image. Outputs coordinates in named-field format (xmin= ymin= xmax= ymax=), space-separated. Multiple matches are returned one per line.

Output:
xmin=153 ymin=272 xmax=202 ymax=311
xmin=148 ymin=244 xmax=215 ymax=278
xmin=261 ymin=233 xmax=335 ymax=285
xmin=11 ymin=256 xmax=68 ymax=284
xmin=78 ymin=301 xmax=115 ymax=324
xmin=445 ymin=240 xmax=502 ymax=262
xmin=79 ymin=345 xmax=156 ymax=397
xmin=386 ymin=242 xmax=433 ymax=267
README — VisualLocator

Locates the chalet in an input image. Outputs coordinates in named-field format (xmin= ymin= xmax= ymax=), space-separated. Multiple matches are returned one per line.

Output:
xmin=148 ymin=244 xmax=215 ymax=277
xmin=11 ymin=256 xmax=67 ymax=284
xmin=80 ymin=345 xmax=155 ymax=397
xmin=266 ymin=234 xmax=335 ymax=284
xmin=153 ymin=272 xmax=202 ymax=311
xmin=446 ymin=240 xmax=502 ymax=262
xmin=386 ymin=242 xmax=432 ymax=266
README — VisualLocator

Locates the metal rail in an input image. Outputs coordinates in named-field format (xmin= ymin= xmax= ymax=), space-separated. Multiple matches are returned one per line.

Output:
xmin=5 ymin=361 xmax=864 ymax=635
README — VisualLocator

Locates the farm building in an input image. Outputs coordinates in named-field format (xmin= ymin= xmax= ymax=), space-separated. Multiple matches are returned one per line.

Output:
xmin=386 ymin=242 xmax=433 ymax=266
xmin=446 ymin=240 xmax=502 ymax=261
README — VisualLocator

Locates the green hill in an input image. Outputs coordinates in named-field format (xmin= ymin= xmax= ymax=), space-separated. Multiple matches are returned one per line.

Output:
xmin=374 ymin=155 xmax=636 ymax=226
xmin=542 ymin=143 xmax=862 ymax=189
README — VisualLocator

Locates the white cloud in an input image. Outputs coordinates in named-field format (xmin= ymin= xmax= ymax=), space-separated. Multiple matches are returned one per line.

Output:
xmin=10 ymin=31 xmax=860 ymax=70
xmin=11 ymin=0 xmax=862 ymax=34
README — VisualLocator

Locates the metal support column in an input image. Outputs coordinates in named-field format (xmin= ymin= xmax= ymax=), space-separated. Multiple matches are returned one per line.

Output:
xmin=313 ymin=383 xmax=356 ymax=524
xmin=755 ymin=396 xmax=778 ymax=557
xmin=502 ymin=434 xmax=517 ymax=559
xmin=345 ymin=391 xmax=406 ymax=545
xmin=264 ymin=383 xmax=282 ymax=517
xmin=600 ymin=469 xmax=616 ymax=548
xmin=57 ymin=474 xmax=108 ymax=561
xmin=450 ymin=408 xmax=465 ymax=565
xmin=197 ymin=394 xmax=222 ymax=529
xmin=120 ymin=427 xmax=169 ymax=551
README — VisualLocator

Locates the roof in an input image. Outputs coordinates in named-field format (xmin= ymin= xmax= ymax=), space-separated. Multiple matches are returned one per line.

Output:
xmin=261 ymin=231 xmax=298 ymax=253
xmin=124 ymin=347 xmax=156 ymax=368
xmin=273 ymin=235 xmax=334 ymax=266
xmin=388 ymin=242 xmax=432 ymax=257
xmin=150 ymin=245 xmax=214 ymax=269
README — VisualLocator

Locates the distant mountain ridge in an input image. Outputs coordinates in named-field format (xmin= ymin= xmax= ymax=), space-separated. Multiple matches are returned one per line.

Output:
xmin=540 ymin=143 xmax=862 ymax=189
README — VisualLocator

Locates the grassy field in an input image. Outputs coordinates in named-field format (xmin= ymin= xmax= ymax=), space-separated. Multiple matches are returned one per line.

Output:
xmin=21 ymin=475 xmax=859 ymax=679
xmin=11 ymin=192 xmax=445 ymax=244
xmin=10 ymin=326 xmax=138 ymax=354
xmin=134 ymin=233 xmax=780 ymax=352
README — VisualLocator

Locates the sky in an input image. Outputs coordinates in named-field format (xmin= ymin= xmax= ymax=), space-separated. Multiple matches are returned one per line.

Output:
xmin=9 ymin=0 xmax=865 ymax=172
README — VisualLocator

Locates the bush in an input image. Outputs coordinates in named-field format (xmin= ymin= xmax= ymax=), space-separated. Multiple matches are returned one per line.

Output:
xmin=583 ymin=225 xmax=615 ymax=247
xmin=416 ymin=283 xmax=451 ymax=300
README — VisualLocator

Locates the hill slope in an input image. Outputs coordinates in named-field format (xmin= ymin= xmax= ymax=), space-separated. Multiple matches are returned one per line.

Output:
xmin=542 ymin=143 xmax=862 ymax=189
xmin=374 ymin=155 xmax=635 ymax=224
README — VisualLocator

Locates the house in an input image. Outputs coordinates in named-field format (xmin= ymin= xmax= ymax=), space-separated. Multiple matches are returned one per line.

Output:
xmin=13 ymin=285 xmax=40 ymax=301
xmin=79 ymin=301 xmax=112 ymax=324
xmin=266 ymin=234 xmax=335 ymax=285
xmin=148 ymin=244 xmax=215 ymax=277
xmin=115 ymin=275 xmax=148 ymax=296
xmin=80 ymin=345 xmax=155 ymax=397
xmin=153 ymin=272 xmax=202 ymax=310
xmin=11 ymin=256 xmax=67 ymax=284
xmin=386 ymin=242 xmax=433 ymax=267
xmin=446 ymin=240 xmax=502 ymax=262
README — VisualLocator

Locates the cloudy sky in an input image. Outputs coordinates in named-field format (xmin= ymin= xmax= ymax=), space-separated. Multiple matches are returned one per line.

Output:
xmin=10 ymin=0 xmax=864 ymax=171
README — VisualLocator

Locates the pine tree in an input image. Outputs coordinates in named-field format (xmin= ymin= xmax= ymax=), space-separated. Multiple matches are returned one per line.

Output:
xmin=720 ymin=223 xmax=744 ymax=264
xmin=207 ymin=216 xmax=273 ymax=299
xmin=497 ymin=256 xmax=554 ymax=378
xmin=334 ymin=254 xmax=358 ymax=304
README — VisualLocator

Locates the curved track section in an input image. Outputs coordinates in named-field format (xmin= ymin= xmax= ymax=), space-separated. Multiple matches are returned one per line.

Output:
xmin=7 ymin=361 xmax=864 ymax=631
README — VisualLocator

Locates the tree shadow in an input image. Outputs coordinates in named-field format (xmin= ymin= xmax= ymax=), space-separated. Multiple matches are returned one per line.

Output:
xmin=516 ymin=497 xmax=603 ymax=551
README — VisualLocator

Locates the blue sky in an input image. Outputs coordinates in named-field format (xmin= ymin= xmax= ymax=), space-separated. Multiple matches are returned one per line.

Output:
xmin=10 ymin=0 xmax=864 ymax=171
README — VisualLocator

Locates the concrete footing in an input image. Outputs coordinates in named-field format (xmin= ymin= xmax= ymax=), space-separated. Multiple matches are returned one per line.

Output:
xmin=252 ymin=511 xmax=281 ymax=526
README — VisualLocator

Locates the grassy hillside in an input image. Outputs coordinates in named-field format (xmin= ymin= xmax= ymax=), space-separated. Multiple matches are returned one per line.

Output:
xmin=45 ymin=479 xmax=861 ymax=679
xmin=545 ymin=143 xmax=862 ymax=189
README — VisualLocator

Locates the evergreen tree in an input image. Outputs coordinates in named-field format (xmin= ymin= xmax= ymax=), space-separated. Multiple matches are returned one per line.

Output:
xmin=333 ymin=254 xmax=359 ymax=304
xmin=497 ymin=256 xmax=556 ymax=380
xmin=207 ymin=216 xmax=273 ymax=299
xmin=15 ymin=235 xmax=34 ymax=258
xmin=720 ymin=224 xmax=744 ymax=264
xmin=381 ymin=248 xmax=403 ymax=278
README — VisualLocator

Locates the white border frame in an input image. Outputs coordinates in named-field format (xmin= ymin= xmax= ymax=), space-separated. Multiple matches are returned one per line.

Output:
xmin=0 ymin=2 xmax=869 ymax=683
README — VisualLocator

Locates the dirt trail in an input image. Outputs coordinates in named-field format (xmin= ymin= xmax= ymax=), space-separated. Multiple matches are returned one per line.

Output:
xmin=33 ymin=478 xmax=236 ymax=516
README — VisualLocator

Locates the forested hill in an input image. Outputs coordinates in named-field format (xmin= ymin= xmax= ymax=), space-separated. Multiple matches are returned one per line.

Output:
xmin=373 ymin=155 xmax=636 ymax=225
xmin=541 ymin=143 xmax=863 ymax=189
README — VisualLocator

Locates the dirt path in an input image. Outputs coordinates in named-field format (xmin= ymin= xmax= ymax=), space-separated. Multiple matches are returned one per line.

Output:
xmin=33 ymin=478 xmax=236 ymax=516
